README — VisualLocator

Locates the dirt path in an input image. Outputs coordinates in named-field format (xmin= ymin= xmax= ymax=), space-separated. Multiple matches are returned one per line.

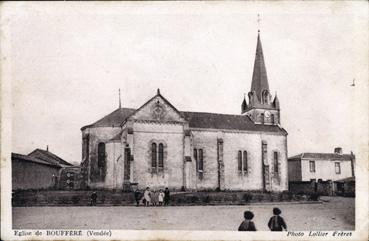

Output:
xmin=13 ymin=196 xmax=354 ymax=231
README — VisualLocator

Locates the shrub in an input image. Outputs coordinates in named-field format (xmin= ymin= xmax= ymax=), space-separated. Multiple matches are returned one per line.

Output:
xmin=100 ymin=195 xmax=106 ymax=204
xmin=204 ymin=195 xmax=211 ymax=203
xmin=72 ymin=196 xmax=80 ymax=204
xmin=190 ymin=195 xmax=199 ymax=203
xmin=242 ymin=193 xmax=253 ymax=203
xmin=308 ymin=192 xmax=321 ymax=201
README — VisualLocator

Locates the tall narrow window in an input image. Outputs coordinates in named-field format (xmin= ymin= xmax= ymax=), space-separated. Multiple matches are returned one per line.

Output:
xmin=198 ymin=149 xmax=204 ymax=171
xmin=194 ymin=148 xmax=198 ymax=170
xmin=198 ymin=148 xmax=204 ymax=180
xmin=335 ymin=162 xmax=341 ymax=174
xmin=97 ymin=142 xmax=106 ymax=168
xmin=309 ymin=161 xmax=316 ymax=173
xmin=158 ymin=143 xmax=164 ymax=168
xmin=238 ymin=151 xmax=242 ymax=172
xmin=151 ymin=143 xmax=157 ymax=169
xmin=273 ymin=152 xmax=279 ymax=173
xmin=271 ymin=114 xmax=275 ymax=124
xmin=261 ymin=113 xmax=265 ymax=124
xmin=243 ymin=151 xmax=248 ymax=172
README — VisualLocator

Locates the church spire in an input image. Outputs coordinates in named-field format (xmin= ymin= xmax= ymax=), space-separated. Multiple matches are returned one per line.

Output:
xmin=241 ymin=93 xmax=248 ymax=114
xmin=250 ymin=31 xmax=269 ymax=102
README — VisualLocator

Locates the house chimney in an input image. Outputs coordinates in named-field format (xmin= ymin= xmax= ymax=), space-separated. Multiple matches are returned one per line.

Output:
xmin=334 ymin=147 xmax=342 ymax=155
xmin=46 ymin=145 xmax=49 ymax=152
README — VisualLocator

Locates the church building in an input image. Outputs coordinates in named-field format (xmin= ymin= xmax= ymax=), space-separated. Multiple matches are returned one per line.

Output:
xmin=80 ymin=32 xmax=288 ymax=191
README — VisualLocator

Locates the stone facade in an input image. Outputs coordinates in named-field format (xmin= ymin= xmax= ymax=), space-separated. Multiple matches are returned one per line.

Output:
xmin=80 ymin=32 xmax=288 ymax=192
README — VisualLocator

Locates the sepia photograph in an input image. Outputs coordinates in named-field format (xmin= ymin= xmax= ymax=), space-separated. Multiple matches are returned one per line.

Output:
xmin=1 ymin=1 xmax=368 ymax=240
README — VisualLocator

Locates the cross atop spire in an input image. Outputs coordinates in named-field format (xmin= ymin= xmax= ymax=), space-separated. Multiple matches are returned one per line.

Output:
xmin=119 ymin=88 xmax=122 ymax=109
xmin=250 ymin=31 xmax=269 ymax=101
xmin=257 ymin=14 xmax=261 ymax=33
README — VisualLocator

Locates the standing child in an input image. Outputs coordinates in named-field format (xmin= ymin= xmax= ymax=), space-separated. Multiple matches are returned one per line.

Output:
xmin=238 ymin=211 xmax=257 ymax=231
xmin=158 ymin=189 xmax=165 ymax=206
xmin=143 ymin=187 xmax=151 ymax=206
xmin=134 ymin=189 xmax=141 ymax=207
xmin=152 ymin=190 xmax=159 ymax=206
xmin=90 ymin=191 xmax=97 ymax=206
xmin=268 ymin=207 xmax=287 ymax=231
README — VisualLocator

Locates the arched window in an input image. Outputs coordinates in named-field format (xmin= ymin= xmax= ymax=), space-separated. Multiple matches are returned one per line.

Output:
xmin=97 ymin=142 xmax=106 ymax=168
xmin=151 ymin=143 xmax=157 ymax=168
xmin=271 ymin=114 xmax=275 ymax=124
xmin=158 ymin=143 xmax=164 ymax=168
xmin=243 ymin=151 xmax=248 ymax=172
xmin=238 ymin=151 xmax=242 ymax=172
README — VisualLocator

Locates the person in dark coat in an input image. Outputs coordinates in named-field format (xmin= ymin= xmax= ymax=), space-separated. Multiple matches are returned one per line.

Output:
xmin=164 ymin=187 xmax=170 ymax=206
xmin=134 ymin=189 xmax=141 ymax=207
xmin=238 ymin=211 xmax=257 ymax=231
xmin=90 ymin=191 xmax=97 ymax=206
xmin=268 ymin=207 xmax=287 ymax=231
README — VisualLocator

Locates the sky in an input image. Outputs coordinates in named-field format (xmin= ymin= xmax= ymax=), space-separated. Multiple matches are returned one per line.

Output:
xmin=4 ymin=2 xmax=368 ymax=165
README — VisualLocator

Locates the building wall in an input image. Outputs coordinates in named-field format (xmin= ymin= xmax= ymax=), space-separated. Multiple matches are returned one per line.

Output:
xmin=191 ymin=129 xmax=288 ymax=191
xmin=12 ymin=160 xmax=60 ymax=190
xmin=105 ymin=141 xmax=124 ymax=189
xmin=260 ymin=132 xmax=288 ymax=191
xmin=288 ymin=159 xmax=302 ymax=181
xmin=132 ymin=122 xmax=185 ymax=190
xmin=301 ymin=159 xmax=352 ymax=181
xmin=82 ymin=126 xmax=122 ymax=188
xmin=191 ymin=130 xmax=219 ymax=190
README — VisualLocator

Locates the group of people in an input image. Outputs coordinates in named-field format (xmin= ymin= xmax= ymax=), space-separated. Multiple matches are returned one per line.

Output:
xmin=134 ymin=187 xmax=170 ymax=207
xmin=238 ymin=207 xmax=287 ymax=231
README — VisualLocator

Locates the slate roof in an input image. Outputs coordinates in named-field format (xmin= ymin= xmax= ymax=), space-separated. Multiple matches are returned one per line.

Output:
xmin=82 ymin=107 xmax=287 ymax=134
xmin=335 ymin=176 xmax=355 ymax=183
xmin=81 ymin=108 xmax=135 ymax=130
xmin=288 ymin=153 xmax=353 ymax=161
xmin=182 ymin=111 xmax=286 ymax=134
xmin=12 ymin=153 xmax=62 ymax=168
xmin=28 ymin=149 xmax=73 ymax=167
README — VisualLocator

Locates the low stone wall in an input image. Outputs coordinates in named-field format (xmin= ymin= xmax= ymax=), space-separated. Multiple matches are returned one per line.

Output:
xmin=12 ymin=190 xmax=309 ymax=207
xmin=289 ymin=180 xmax=333 ymax=196
xmin=12 ymin=190 xmax=135 ymax=207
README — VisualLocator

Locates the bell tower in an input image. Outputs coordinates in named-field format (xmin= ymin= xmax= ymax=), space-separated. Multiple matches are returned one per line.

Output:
xmin=241 ymin=31 xmax=280 ymax=125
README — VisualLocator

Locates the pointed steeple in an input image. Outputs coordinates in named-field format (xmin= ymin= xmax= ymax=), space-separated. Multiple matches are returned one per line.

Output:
xmin=241 ymin=94 xmax=248 ymax=114
xmin=273 ymin=92 xmax=280 ymax=109
xmin=250 ymin=32 xmax=269 ymax=102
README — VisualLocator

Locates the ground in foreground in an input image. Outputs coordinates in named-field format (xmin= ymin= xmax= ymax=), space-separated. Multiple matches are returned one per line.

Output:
xmin=13 ymin=196 xmax=354 ymax=231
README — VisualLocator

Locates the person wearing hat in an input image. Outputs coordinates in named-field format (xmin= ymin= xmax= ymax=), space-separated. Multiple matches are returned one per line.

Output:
xmin=238 ymin=210 xmax=257 ymax=231
xmin=268 ymin=207 xmax=287 ymax=231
